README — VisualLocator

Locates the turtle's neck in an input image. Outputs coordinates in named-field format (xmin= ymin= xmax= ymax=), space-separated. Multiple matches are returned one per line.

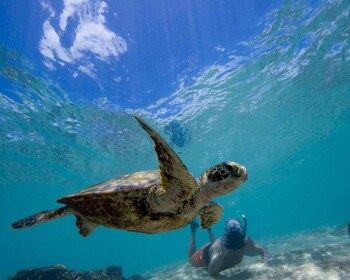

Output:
xmin=193 ymin=185 xmax=218 ymax=206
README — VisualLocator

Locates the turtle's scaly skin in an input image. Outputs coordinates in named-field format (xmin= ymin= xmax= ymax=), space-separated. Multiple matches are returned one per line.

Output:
xmin=11 ymin=116 xmax=248 ymax=236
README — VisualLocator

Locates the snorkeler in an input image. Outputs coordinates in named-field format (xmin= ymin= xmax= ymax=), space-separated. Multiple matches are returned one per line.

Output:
xmin=188 ymin=215 xmax=270 ymax=276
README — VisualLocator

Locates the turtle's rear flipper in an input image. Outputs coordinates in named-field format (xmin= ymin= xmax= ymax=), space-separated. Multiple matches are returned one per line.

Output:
xmin=11 ymin=207 xmax=71 ymax=229
xmin=198 ymin=201 xmax=223 ymax=229
xmin=75 ymin=215 xmax=97 ymax=237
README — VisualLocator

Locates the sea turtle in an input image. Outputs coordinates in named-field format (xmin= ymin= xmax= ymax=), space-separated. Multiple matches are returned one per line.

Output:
xmin=11 ymin=116 xmax=248 ymax=236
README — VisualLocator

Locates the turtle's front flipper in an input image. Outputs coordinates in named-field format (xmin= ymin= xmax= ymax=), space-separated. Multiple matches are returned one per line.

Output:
xmin=198 ymin=201 xmax=223 ymax=229
xmin=135 ymin=116 xmax=198 ymax=201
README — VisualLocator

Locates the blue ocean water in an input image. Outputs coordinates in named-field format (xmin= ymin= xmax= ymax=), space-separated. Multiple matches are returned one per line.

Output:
xmin=1 ymin=0 xmax=350 ymax=278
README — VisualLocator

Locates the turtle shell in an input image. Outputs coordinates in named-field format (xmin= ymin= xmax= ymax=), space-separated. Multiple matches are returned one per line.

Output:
xmin=57 ymin=170 xmax=160 ymax=205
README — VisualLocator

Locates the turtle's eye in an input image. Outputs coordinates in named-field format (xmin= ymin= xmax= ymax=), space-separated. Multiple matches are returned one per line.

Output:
xmin=224 ymin=164 xmax=240 ymax=177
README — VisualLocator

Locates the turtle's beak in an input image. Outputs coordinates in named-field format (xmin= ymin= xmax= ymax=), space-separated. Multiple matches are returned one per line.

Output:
xmin=239 ymin=166 xmax=248 ymax=180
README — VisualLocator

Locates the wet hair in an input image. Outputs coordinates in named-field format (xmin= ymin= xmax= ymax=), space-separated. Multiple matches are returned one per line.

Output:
xmin=222 ymin=215 xmax=247 ymax=249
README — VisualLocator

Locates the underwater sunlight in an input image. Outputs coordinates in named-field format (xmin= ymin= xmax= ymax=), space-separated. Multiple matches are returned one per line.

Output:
xmin=1 ymin=0 xmax=350 ymax=279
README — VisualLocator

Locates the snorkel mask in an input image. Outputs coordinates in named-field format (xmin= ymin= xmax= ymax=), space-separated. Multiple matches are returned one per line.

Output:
xmin=222 ymin=215 xmax=247 ymax=249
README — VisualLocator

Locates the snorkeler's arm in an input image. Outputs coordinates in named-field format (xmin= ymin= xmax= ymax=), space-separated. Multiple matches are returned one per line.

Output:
xmin=207 ymin=228 xmax=216 ymax=242
xmin=207 ymin=241 xmax=223 ymax=276
xmin=244 ymin=237 xmax=271 ymax=260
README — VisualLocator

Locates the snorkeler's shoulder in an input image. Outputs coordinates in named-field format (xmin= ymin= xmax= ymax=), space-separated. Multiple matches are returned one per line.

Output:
xmin=243 ymin=236 xmax=258 ymax=251
xmin=210 ymin=237 xmax=224 ymax=254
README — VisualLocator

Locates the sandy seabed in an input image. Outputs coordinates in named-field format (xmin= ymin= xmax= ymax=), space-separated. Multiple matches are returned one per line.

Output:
xmin=8 ymin=224 xmax=350 ymax=280
xmin=145 ymin=224 xmax=350 ymax=280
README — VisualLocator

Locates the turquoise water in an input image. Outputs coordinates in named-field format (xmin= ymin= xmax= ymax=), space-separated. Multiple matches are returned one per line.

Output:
xmin=1 ymin=0 xmax=350 ymax=278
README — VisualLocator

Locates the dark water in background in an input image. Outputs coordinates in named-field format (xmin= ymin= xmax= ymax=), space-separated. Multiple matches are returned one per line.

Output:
xmin=1 ymin=0 xmax=350 ymax=278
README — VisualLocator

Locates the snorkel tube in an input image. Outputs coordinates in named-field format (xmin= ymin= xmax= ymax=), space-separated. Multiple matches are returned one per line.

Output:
xmin=242 ymin=214 xmax=247 ymax=239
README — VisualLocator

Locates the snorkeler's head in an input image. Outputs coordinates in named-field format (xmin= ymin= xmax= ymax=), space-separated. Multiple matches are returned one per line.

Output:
xmin=222 ymin=215 xmax=247 ymax=249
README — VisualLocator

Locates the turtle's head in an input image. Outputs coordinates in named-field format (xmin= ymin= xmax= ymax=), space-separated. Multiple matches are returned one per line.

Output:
xmin=198 ymin=162 xmax=248 ymax=199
